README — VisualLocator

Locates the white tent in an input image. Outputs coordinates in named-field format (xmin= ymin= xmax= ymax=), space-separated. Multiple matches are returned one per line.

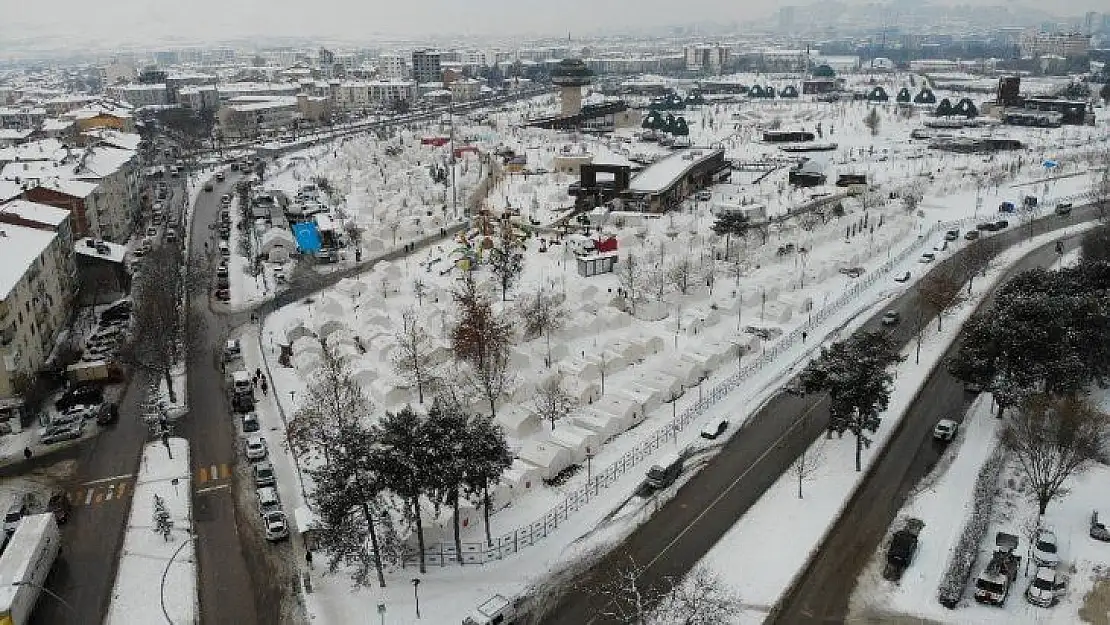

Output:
xmin=558 ymin=357 xmax=599 ymax=382
xmin=517 ymin=441 xmax=573 ymax=480
xmin=662 ymin=358 xmax=702 ymax=387
xmin=564 ymin=377 xmax=600 ymax=405
xmin=500 ymin=460 xmax=542 ymax=494
xmin=587 ymin=350 xmax=628 ymax=375
xmin=598 ymin=307 xmax=631 ymax=330
xmin=632 ymin=369 xmax=684 ymax=398
xmin=546 ymin=424 xmax=601 ymax=464
xmin=620 ymin=384 xmax=665 ymax=413
xmin=592 ymin=393 xmax=641 ymax=426
xmin=316 ymin=294 xmax=348 ymax=319
xmin=496 ymin=405 xmax=541 ymax=438
xmin=335 ymin=276 xmax=368 ymax=299
xmin=606 ymin=338 xmax=645 ymax=363
xmin=316 ymin=316 xmax=347 ymax=341
xmin=283 ymin=322 xmax=314 ymax=345
xmin=635 ymin=335 xmax=665 ymax=355
xmin=571 ymin=411 xmax=624 ymax=440
xmin=260 ymin=229 xmax=296 ymax=263
xmin=291 ymin=336 xmax=324 ymax=358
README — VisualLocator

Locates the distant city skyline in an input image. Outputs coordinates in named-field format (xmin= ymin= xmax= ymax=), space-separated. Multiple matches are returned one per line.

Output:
xmin=0 ymin=0 xmax=1102 ymax=52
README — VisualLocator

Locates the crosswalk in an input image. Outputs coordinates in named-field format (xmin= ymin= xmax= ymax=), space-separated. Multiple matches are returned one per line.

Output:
xmin=68 ymin=463 xmax=234 ymax=508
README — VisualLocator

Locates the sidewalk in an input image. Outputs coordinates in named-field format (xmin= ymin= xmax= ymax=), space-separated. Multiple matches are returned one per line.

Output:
xmin=105 ymin=438 xmax=196 ymax=625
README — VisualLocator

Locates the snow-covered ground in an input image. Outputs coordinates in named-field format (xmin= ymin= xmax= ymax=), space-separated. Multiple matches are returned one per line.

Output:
xmin=846 ymin=248 xmax=1110 ymax=624
xmin=105 ymin=438 xmax=195 ymax=625
xmin=696 ymin=222 xmax=1098 ymax=624
xmin=232 ymin=72 xmax=1110 ymax=623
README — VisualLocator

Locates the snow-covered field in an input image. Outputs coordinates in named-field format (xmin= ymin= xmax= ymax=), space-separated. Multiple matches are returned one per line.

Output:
xmin=227 ymin=72 xmax=1110 ymax=623
xmin=105 ymin=438 xmax=195 ymax=625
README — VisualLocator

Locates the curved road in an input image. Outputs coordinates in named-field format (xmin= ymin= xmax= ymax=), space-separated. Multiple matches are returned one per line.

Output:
xmin=770 ymin=229 xmax=1087 ymax=624
xmin=537 ymin=206 xmax=1098 ymax=624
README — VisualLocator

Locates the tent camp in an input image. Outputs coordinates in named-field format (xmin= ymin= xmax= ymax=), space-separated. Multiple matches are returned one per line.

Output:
xmin=260 ymin=229 xmax=296 ymax=263
xmin=571 ymin=410 xmax=624 ymax=440
xmin=496 ymin=405 xmax=542 ymax=438
xmin=547 ymin=424 xmax=601 ymax=464
xmin=517 ymin=441 xmax=574 ymax=480
xmin=592 ymin=394 xmax=643 ymax=430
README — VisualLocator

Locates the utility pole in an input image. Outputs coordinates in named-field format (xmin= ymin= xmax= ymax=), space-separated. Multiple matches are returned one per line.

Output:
xmin=449 ymin=99 xmax=458 ymax=219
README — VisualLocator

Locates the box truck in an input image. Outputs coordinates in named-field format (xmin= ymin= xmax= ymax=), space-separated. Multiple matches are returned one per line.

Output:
xmin=0 ymin=513 xmax=61 ymax=625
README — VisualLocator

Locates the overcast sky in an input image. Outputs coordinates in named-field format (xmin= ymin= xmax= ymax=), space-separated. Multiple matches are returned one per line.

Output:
xmin=0 ymin=0 xmax=1096 ymax=48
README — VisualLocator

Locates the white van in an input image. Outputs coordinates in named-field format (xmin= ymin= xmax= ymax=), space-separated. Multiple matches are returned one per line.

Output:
xmin=232 ymin=371 xmax=252 ymax=395
xmin=218 ymin=241 xmax=230 ymax=257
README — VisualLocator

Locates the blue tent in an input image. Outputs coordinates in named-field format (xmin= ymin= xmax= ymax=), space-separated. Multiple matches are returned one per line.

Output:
xmin=292 ymin=222 xmax=322 ymax=253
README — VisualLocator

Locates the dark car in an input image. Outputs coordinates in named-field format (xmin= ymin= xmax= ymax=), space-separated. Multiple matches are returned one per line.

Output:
xmin=976 ymin=222 xmax=993 ymax=231
xmin=964 ymin=230 xmax=981 ymax=241
xmin=994 ymin=220 xmax=1009 ymax=229
xmin=894 ymin=271 xmax=911 ymax=283
xmin=96 ymin=402 xmax=119 ymax=426
xmin=944 ymin=230 xmax=960 ymax=241
xmin=55 ymin=384 xmax=104 ymax=411
xmin=215 ymin=288 xmax=231 ymax=301
xmin=47 ymin=492 xmax=71 ymax=524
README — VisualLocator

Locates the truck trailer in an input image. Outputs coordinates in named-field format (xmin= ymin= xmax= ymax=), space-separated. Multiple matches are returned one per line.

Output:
xmin=0 ymin=513 xmax=61 ymax=625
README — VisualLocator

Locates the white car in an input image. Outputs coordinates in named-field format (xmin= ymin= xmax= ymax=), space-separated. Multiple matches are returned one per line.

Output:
xmin=932 ymin=419 xmax=959 ymax=441
xmin=245 ymin=436 xmax=267 ymax=461
xmin=263 ymin=510 xmax=290 ymax=541
xmin=1025 ymin=566 xmax=1066 ymax=607
xmin=1032 ymin=529 xmax=1061 ymax=568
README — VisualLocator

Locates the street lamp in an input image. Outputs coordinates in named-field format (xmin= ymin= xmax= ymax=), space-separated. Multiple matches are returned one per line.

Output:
xmin=11 ymin=581 xmax=77 ymax=617
xmin=411 ymin=578 xmax=422 ymax=619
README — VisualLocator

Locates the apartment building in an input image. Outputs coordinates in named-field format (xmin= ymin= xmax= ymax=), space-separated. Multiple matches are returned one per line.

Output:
xmin=0 ymin=213 xmax=77 ymax=400
xmin=178 ymin=86 xmax=221 ymax=110
xmin=378 ymin=53 xmax=407 ymax=80
xmin=1020 ymin=32 xmax=1091 ymax=58
xmin=106 ymin=84 xmax=170 ymax=108
xmin=217 ymin=95 xmax=331 ymax=138
xmin=684 ymin=45 xmax=731 ymax=73
xmin=412 ymin=49 xmax=443 ymax=84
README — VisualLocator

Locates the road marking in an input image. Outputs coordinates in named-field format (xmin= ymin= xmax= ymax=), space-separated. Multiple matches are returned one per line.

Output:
xmin=105 ymin=486 xmax=114 ymax=501
xmin=94 ymin=492 xmax=104 ymax=504
xmin=117 ymin=482 xmax=129 ymax=498
xmin=81 ymin=474 xmax=133 ymax=486
xmin=219 ymin=464 xmax=231 ymax=479
xmin=197 ymin=467 xmax=208 ymax=483
xmin=644 ymin=398 xmax=825 ymax=573
xmin=84 ymin=489 xmax=94 ymax=505
xmin=196 ymin=483 xmax=230 ymax=495
xmin=209 ymin=464 xmax=218 ymax=481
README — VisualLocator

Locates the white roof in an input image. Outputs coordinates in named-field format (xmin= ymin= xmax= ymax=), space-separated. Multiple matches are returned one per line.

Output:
xmin=84 ymin=129 xmax=142 ymax=151
xmin=0 ymin=129 xmax=33 ymax=141
xmin=0 ymin=199 xmax=69 ymax=227
xmin=0 ymin=514 xmax=56 ymax=607
xmin=73 ymin=145 xmax=135 ymax=178
xmin=0 ymin=223 xmax=57 ymax=300
xmin=35 ymin=177 xmax=98 ymax=198
xmin=0 ymin=180 xmax=21 ymax=202
xmin=75 ymin=237 xmax=127 ymax=263
xmin=629 ymin=148 xmax=723 ymax=195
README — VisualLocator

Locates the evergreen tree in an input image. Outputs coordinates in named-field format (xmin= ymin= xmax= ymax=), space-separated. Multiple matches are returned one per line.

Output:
xmin=152 ymin=494 xmax=173 ymax=542
xmin=463 ymin=413 xmax=513 ymax=547
xmin=374 ymin=406 xmax=434 ymax=574
xmin=426 ymin=399 xmax=472 ymax=565
xmin=711 ymin=212 xmax=752 ymax=258
xmin=801 ymin=332 xmax=903 ymax=471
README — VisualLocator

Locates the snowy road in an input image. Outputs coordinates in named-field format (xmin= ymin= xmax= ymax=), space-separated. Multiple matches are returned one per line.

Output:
xmin=538 ymin=204 xmax=1102 ymax=625
xmin=770 ymin=229 xmax=1089 ymax=625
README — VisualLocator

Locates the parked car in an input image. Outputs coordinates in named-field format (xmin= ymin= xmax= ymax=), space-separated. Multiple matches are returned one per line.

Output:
xmin=96 ymin=402 xmax=119 ymax=426
xmin=216 ymin=262 xmax=229 ymax=278
xmin=242 ymin=412 xmax=260 ymax=433
xmin=1091 ymin=511 xmax=1110 ymax=542
xmin=839 ymin=267 xmax=865 ymax=278
xmin=918 ymin=253 xmax=936 ymax=263
xmin=263 ymin=510 xmax=290 ymax=541
xmin=203 ymin=182 xmax=214 ymax=192
xmin=164 ymin=229 xmax=177 ymax=243
xmin=215 ymin=288 xmax=231 ymax=302
xmin=55 ymin=384 xmax=103 ymax=411
xmin=1032 ymin=529 xmax=1061 ymax=568
xmin=41 ymin=421 xmax=84 ymax=444
xmin=976 ymin=222 xmax=993 ymax=231
xmin=964 ymin=230 xmax=981 ymax=241
xmin=700 ymin=418 xmax=729 ymax=440
xmin=216 ymin=275 xmax=230 ymax=289
xmin=1025 ymin=566 xmax=1067 ymax=607
xmin=883 ymin=518 xmax=924 ymax=581
xmin=894 ymin=271 xmax=911 ymax=283
xmin=224 ymin=339 xmax=241 ymax=360
xmin=974 ymin=532 xmax=1022 ymax=605
xmin=146 ymin=226 xmax=158 ymax=237
xmin=1054 ymin=203 xmax=1072 ymax=216
xmin=47 ymin=491 xmax=71 ymax=524
xmin=964 ymin=382 xmax=983 ymax=394
xmin=933 ymin=418 xmax=959 ymax=442
xmin=253 ymin=461 xmax=276 ymax=487
xmin=881 ymin=311 xmax=901 ymax=326
xmin=215 ymin=172 xmax=225 ymax=182
xmin=784 ymin=379 xmax=805 ymax=396
xmin=245 ymin=435 xmax=267 ymax=461
xmin=944 ymin=229 xmax=960 ymax=241
xmin=256 ymin=486 xmax=281 ymax=516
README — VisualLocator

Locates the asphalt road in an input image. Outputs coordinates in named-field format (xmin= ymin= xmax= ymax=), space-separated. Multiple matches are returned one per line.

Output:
xmin=537 ymin=206 xmax=1098 ymax=625
xmin=770 ymin=230 xmax=1087 ymax=625
xmin=28 ymin=178 xmax=191 ymax=625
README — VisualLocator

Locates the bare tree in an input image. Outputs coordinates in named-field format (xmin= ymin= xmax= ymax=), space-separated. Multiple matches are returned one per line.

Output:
xmin=917 ymin=267 xmax=966 ymax=332
xmin=958 ymin=238 xmax=994 ymax=294
xmin=532 ymin=374 xmax=577 ymax=431
xmin=902 ymin=182 xmax=925 ymax=213
xmin=616 ymin=253 xmax=645 ymax=314
xmin=863 ymin=108 xmax=881 ymax=136
xmin=589 ymin=557 xmax=656 ymax=625
xmin=288 ymin=343 xmax=373 ymax=463
xmin=518 ymin=287 xmax=567 ymax=367
xmin=392 ymin=308 xmax=439 ymax=404
xmin=790 ymin=439 xmax=826 ymax=499
xmin=119 ymin=245 xmax=201 ymax=403
xmin=1001 ymin=394 xmax=1110 ymax=515
xmin=412 ymin=278 xmax=427 ymax=306
xmin=1092 ymin=156 xmax=1110 ymax=221
xmin=653 ymin=565 xmax=743 ymax=625
xmin=666 ymin=257 xmax=697 ymax=296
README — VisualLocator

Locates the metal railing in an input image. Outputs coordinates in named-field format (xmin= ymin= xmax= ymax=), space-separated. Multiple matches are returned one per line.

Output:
xmin=398 ymin=217 xmax=966 ymax=567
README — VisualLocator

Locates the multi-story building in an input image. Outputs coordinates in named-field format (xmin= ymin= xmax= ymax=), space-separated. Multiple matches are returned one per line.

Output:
xmin=1020 ymin=32 xmax=1091 ymax=58
xmin=105 ymin=84 xmax=169 ymax=108
xmin=412 ymin=49 xmax=443 ymax=84
xmin=378 ymin=53 xmax=407 ymax=80
xmin=0 ymin=214 xmax=77 ymax=400
xmin=216 ymin=82 xmax=300 ymax=101
xmin=684 ymin=45 xmax=731 ymax=73
xmin=0 ymin=107 xmax=47 ymax=131
xmin=178 ymin=86 xmax=221 ymax=111
xmin=448 ymin=78 xmax=482 ymax=102
xmin=217 ymin=95 xmax=331 ymax=138
xmin=21 ymin=179 xmax=103 ymax=240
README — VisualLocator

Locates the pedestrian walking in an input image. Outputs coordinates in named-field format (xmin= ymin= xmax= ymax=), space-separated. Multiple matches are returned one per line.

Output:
xmin=306 ymin=550 xmax=314 ymax=569
xmin=261 ymin=382 xmax=269 ymax=396
xmin=255 ymin=367 xmax=262 ymax=379
xmin=802 ymin=331 xmax=808 ymax=343
xmin=23 ymin=447 xmax=32 ymax=461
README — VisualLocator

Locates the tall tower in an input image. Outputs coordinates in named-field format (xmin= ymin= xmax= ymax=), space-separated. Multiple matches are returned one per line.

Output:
xmin=550 ymin=58 xmax=593 ymax=117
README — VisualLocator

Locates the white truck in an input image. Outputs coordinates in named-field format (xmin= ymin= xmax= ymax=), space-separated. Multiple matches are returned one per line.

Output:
xmin=0 ymin=513 xmax=61 ymax=625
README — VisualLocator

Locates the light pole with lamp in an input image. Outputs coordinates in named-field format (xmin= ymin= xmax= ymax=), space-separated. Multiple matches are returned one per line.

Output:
xmin=412 ymin=578 xmax=422 ymax=619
